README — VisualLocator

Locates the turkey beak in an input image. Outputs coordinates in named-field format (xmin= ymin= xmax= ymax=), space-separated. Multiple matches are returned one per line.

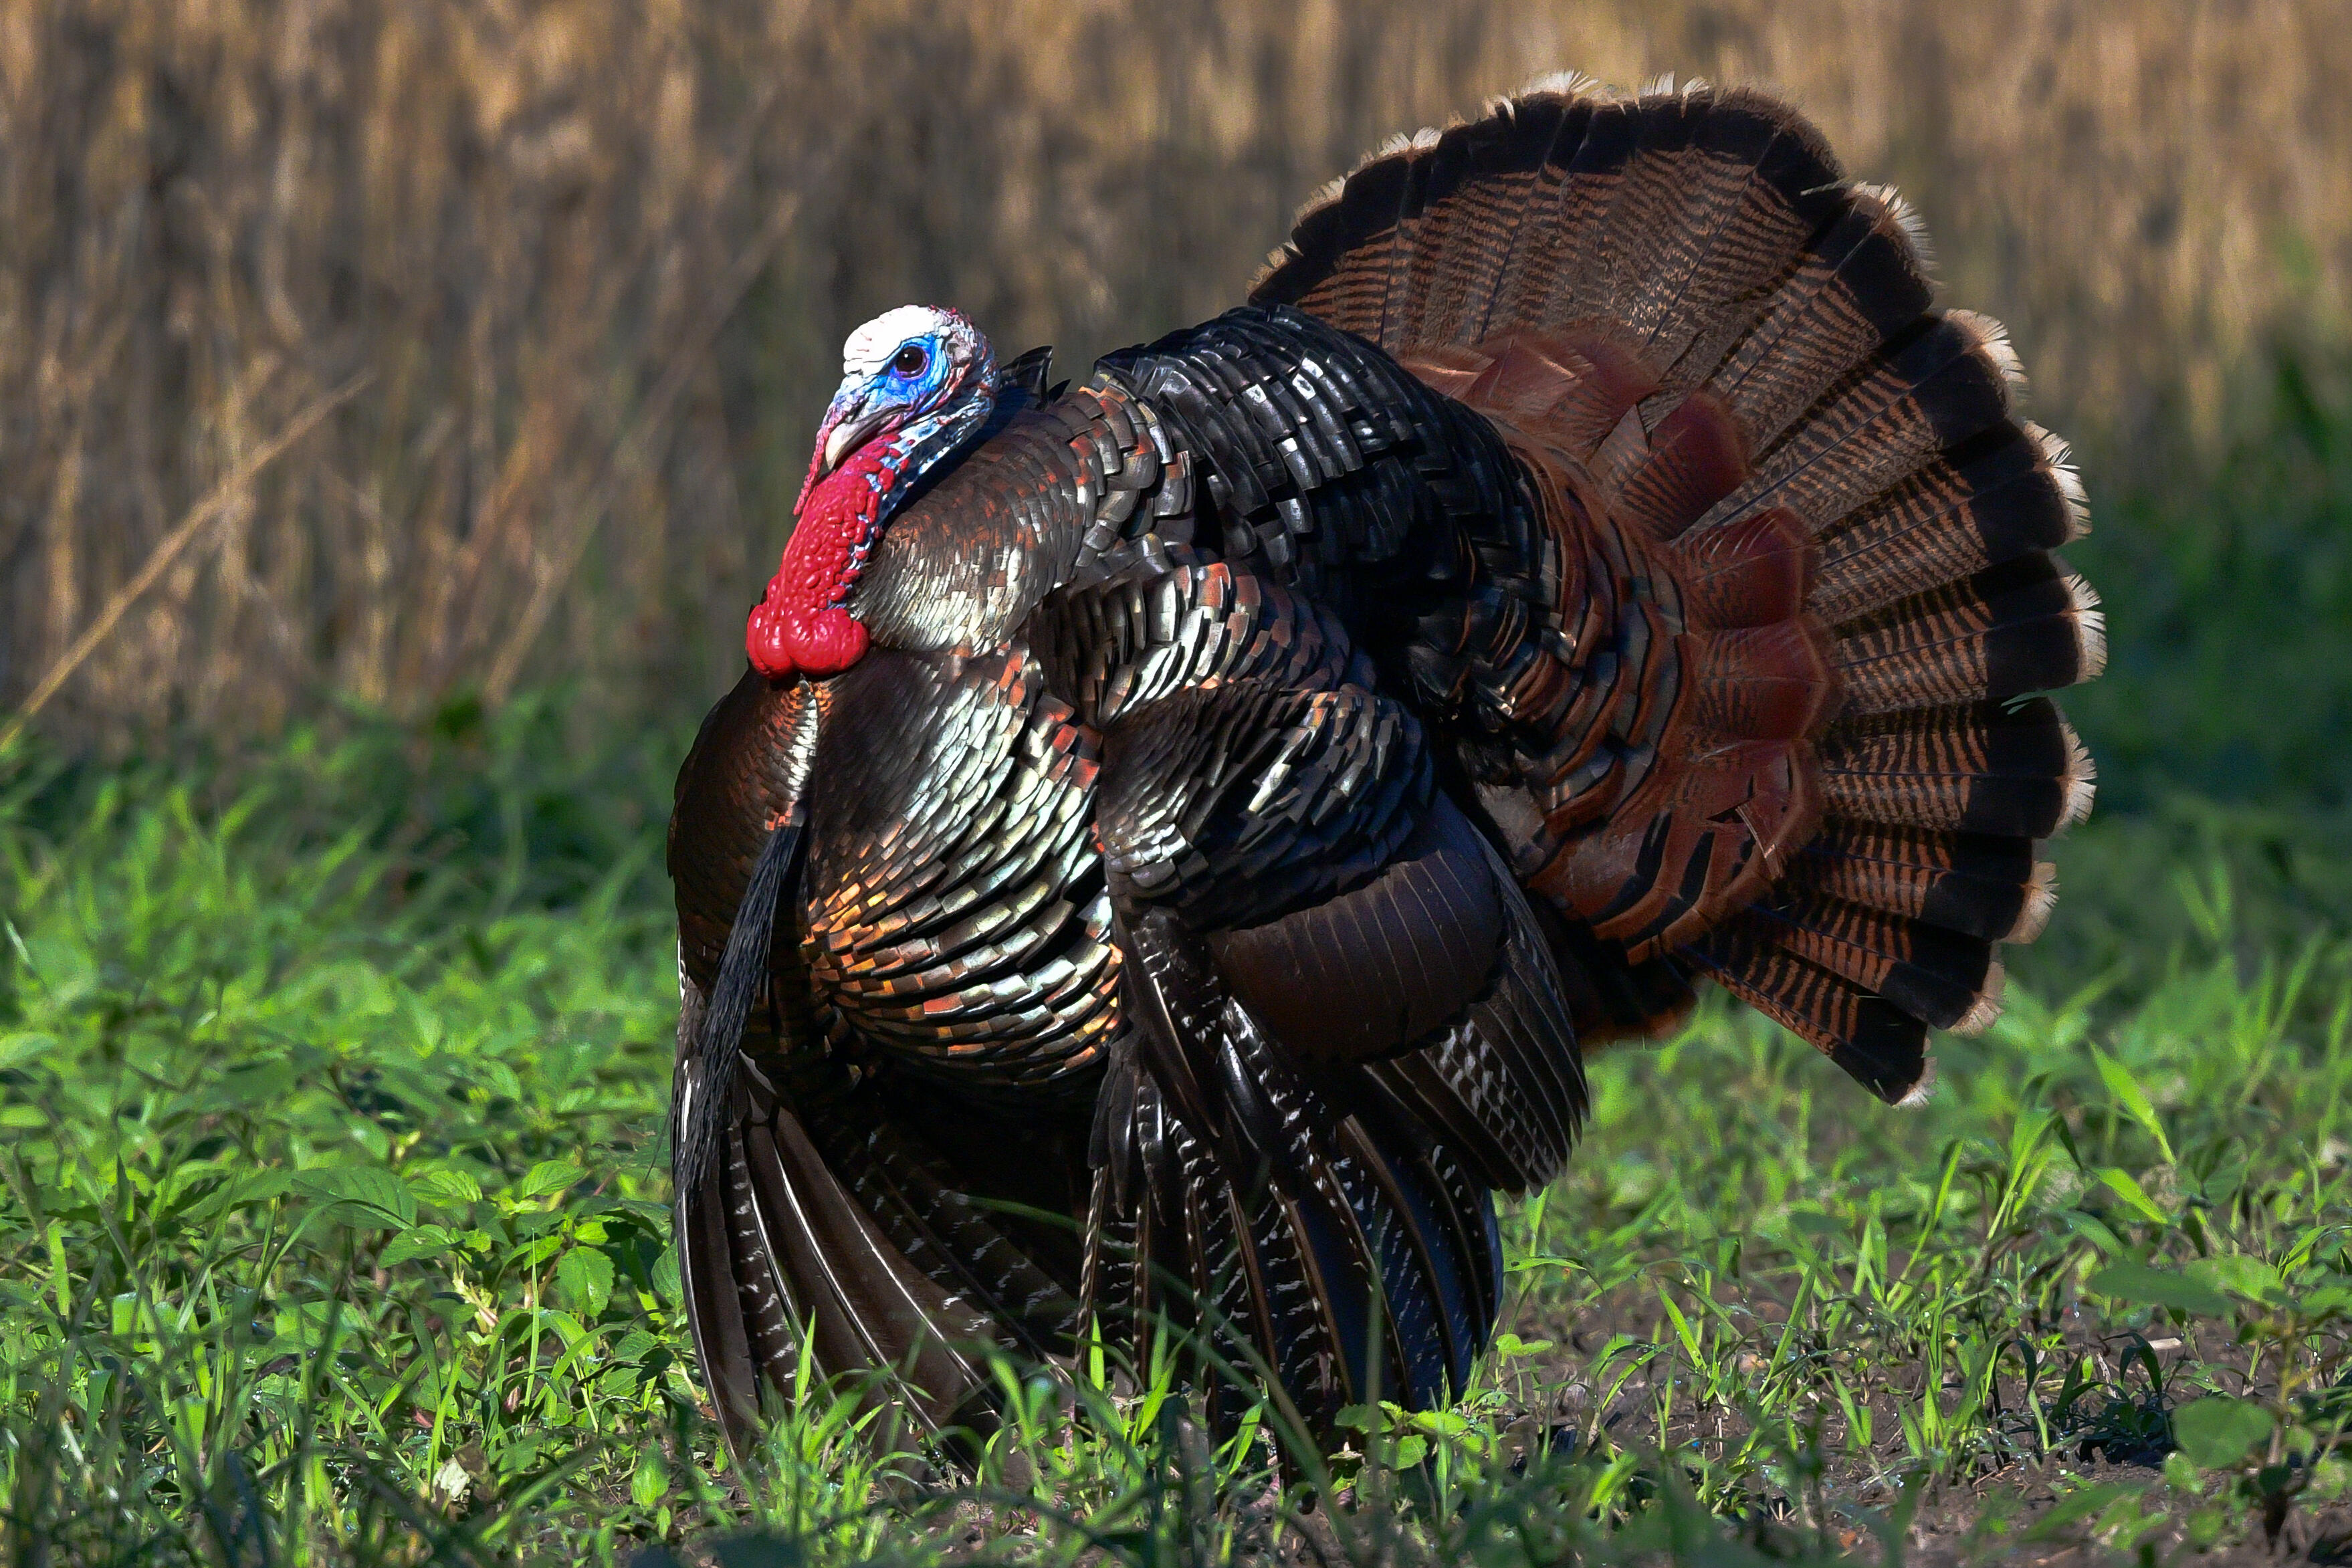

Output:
xmin=796 ymin=386 xmax=888 ymax=516
xmin=823 ymin=403 xmax=886 ymax=475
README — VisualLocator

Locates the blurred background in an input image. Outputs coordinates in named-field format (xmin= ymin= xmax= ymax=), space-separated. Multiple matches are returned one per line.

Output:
xmin=1 ymin=0 xmax=2347 ymax=955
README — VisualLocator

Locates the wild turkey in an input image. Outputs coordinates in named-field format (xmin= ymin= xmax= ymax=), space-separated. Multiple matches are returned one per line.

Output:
xmin=668 ymin=76 xmax=2101 ymax=1461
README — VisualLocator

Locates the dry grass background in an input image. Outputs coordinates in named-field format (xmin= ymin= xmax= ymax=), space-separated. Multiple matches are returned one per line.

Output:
xmin=2 ymin=0 xmax=2345 ymax=743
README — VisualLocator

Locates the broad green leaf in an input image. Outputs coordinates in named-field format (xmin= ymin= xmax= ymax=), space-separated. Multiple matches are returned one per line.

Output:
xmin=479 ymin=1060 xmax=524 ymax=1103
xmin=557 ymin=1245 xmax=615 ymax=1319
xmin=2060 ymin=1209 xmax=2127 ymax=1256
xmin=2188 ymin=1254 xmax=2285 ymax=1306
xmin=209 ymin=1062 xmax=296 ymax=1110
xmin=379 ymin=1226 xmax=455 ymax=1266
xmin=294 ymin=1167 xmax=417 ymax=1228
xmin=184 ymin=1169 xmax=294 ymax=1224
xmin=2300 ymin=1285 xmax=2352 ymax=1319
xmin=409 ymin=1167 xmax=484 ymax=1207
xmin=650 ymin=1249 xmax=683 ymax=1305
xmin=2087 ymin=1260 xmax=2230 ymax=1317
xmin=631 ymin=1448 xmax=667 ymax=1510
xmin=520 ymin=1159 xmax=586 ymax=1199
xmin=512 ymin=1234 xmax=566 ymax=1270
xmin=0 ymin=1031 xmax=57 ymax=1072
xmin=2171 ymin=1396 xmax=2274 ymax=1469
xmin=2096 ymin=1167 xmax=2171 ymax=1226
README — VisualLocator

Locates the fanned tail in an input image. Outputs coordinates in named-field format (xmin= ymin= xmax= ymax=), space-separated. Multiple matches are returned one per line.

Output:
xmin=1253 ymin=79 xmax=2101 ymax=1102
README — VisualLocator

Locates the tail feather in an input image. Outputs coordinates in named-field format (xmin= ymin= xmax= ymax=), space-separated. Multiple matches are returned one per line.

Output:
xmin=1834 ymin=556 xmax=2106 ymax=716
xmin=1608 ymin=96 xmax=1788 ymax=364
xmin=1811 ymin=424 xmax=2087 ymax=625
xmin=1703 ymin=191 xmax=1934 ymax=454
xmin=1728 ymin=894 xmax=2004 ymax=1035
xmin=1783 ymin=822 xmax=2056 ymax=944
xmin=1456 ymin=96 xmax=1596 ymax=344
xmin=1711 ymin=312 xmax=2027 ymax=537
xmin=1685 ymin=931 xmax=1933 ymax=1100
xmin=1818 ymin=698 xmax=2095 ymax=838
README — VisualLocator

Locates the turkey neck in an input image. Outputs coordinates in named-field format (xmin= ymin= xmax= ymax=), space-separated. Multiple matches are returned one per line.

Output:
xmin=851 ymin=408 xmax=1090 ymax=656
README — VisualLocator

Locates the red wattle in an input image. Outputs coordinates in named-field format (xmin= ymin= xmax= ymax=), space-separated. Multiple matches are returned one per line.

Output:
xmin=784 ymin=605 xmax=869 ymax=675
xmin=746 ymin=599 xmax=796 ymax=679
xmin=745 ymin=442 xmax=898 ymax=681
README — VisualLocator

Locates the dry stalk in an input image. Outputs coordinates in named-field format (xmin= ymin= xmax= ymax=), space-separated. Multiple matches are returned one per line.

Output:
xmin=0 ymin=376 xmax=372 ymax=752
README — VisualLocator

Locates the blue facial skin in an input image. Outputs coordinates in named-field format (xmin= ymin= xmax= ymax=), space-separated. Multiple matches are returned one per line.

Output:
xmin=883 ymin=337 xmax=945 ymax=401
xmin=856 ymin=336 xmax=999 ymax=516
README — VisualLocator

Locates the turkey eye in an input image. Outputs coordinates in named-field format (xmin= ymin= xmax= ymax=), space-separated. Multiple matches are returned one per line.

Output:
xmin=891 ymin=343 xmax=929 ymax=377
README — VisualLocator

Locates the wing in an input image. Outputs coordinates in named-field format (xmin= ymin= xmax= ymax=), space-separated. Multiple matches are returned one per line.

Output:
xmin=1031 ymin=556 xmax=1588 ymax=1432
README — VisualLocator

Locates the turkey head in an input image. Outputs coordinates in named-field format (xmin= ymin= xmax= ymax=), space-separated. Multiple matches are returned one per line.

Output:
xmin=746 ymin=306 xmax=999 ymax=681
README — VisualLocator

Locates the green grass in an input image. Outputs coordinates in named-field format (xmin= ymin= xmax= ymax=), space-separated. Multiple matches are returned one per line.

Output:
xmin=2 ymin=703 xmax=2349 ymax=1567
